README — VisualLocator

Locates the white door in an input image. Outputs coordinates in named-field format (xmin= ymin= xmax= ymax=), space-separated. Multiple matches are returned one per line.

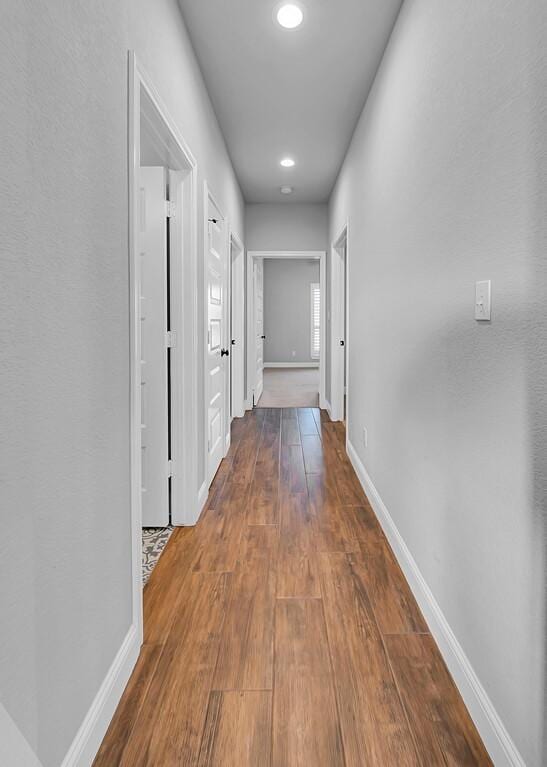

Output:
xmin=139 ymin=167 xmax=170 ymax=527
xmin=254 ymin=260 xmax=264 ymax=404
xmin=206 ymin=194 xmax=228 ymax=482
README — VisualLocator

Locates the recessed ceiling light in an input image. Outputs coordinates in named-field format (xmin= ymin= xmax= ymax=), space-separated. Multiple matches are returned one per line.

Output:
xmin=280 ymin=185 xmax=293 ymax=194
xmin=276 ymin=3 xmax=304 ymax=30
xmin=280 ymin=157 xmax=295 ymax=168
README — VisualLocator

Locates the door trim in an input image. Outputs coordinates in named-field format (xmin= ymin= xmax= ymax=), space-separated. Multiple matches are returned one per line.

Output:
xmin=129 ymin=51 xmax=199 ymax=642
xmin=246 ymin=250 xmax=326 ymax=409
xmin=330 ymin=221 xmax=349 ymax=424
xmin=203 ymin=182 xmax=230 ymax=487
xmin=230 ymin=230 xmax=245 ymax=419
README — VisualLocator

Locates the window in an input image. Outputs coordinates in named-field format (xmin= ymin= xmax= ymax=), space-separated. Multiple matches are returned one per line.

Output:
xmin=310 ymin=282 xmax=320 ymax=359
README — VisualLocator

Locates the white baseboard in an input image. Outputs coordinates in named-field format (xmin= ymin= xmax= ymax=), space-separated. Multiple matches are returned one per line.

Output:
xmin=346 ymin=439 xmax=525 ymax=767
xmin=198 ymin=480 xmax=209 ymax=516
xmin=60 ymin=624 xmax=140 ymax=767
xmin=264 ymin=362 xmax=319 ymax=368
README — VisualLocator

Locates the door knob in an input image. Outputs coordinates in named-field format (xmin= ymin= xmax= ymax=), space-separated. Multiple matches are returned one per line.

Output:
xmin=221 ymin=348 xmax=229 ymax=357
xmin=340 ymin=340 xmax=345 ymax=346
xmin=261 ymin=335 xmax=266 ymax=339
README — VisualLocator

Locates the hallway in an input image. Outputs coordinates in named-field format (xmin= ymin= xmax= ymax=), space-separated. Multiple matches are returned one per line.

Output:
xmin=94 ymin=408 xmax=490 ymax=766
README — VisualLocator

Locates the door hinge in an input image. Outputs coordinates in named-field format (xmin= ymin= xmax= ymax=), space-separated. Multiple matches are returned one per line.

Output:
xmin=165 ymin=331 xmax=176 ymax=348
xmin=167 ymin=460 xmax=174 ymax=478
xmin=165 ymin=200 xmax=176 ymax=218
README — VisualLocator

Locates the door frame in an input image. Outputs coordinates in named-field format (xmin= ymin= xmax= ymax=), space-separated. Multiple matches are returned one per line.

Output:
xmin=246 ymin=250 xmax=326 ymax=409
xmin=129 ymin=52 xmax=199 ymax=638
xmin=230 ymin=230 xmax=246 ymax=420
xmin=203 ymin=182 xmax=231 ymax=486
xmin=330 ymin=221 xmax=350 ymax=424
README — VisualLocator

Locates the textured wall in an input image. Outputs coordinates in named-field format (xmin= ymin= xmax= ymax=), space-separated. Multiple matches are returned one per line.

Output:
xmin=263 ymin=259 xmax=320 ymax=364
xmin=329 ymin=0 xmax=547 ymax=763
xmin=245 ymin=203 xmax=327 ymax=251
xmin=0 ymin=1 xmax=243 ymax=765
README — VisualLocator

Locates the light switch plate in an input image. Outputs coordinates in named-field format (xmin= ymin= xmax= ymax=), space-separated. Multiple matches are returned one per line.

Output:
xmin=475 ymin=280 xmax=491 ymax=321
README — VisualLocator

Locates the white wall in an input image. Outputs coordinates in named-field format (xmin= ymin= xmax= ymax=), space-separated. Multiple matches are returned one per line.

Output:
xmin=246 ymin=203 xmax=327 ymax=251
xmin=329 ymin=1 xmax=547 ymax=764
xmin=263 ymin=259 xmax=320 ymax=364
xmin=0 ymin=1 xmax=243 ymax=765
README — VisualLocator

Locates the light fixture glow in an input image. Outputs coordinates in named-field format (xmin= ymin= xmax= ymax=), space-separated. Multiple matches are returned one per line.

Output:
xmin=276 ymin=3 xmax=304 ymax=29
xmin=280 ymin=185 xmax=293 ymax=195
xmin=280 ymin=157 xmax=295 ymax=168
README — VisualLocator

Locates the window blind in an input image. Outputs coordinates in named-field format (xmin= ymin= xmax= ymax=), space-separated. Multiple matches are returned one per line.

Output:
xmin=310 ymin=282 xmax=320 ymax=359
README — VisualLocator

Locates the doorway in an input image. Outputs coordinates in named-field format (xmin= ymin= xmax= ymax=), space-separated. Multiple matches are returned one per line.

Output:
xmin=129 ymin=53 xmax=199 ymax=634
xmin=246 ymin=250 xmax=326 ymax=409
xmin=330 ymin=223 xmax=349 ymax=423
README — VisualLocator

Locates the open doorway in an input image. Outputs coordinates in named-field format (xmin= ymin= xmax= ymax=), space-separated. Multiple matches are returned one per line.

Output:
xmin=246 ymin=250 xmax=326 ymax=409
xmin=330 ymin=223 xmax=349 ymax=423
xmin=129 ymin=54 xmax=199 ymax=625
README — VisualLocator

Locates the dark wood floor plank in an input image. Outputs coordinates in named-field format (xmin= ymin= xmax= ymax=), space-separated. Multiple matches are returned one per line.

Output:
xmin=332 ymin=454 xmax=367 ymax=505
xmin=198 ymin=690 xmax=272 ymax=767
xmin=385 ymin=634 xmax=493 ymax=766
xmin=143 ymin=527 xmax=197 ymax=643
xmin=279 ymin=444 xmax=307 ymax=495
xmin=230 ymin=409 xmax=265 ymax=486
xmin=297 ymin=406 xmax=319 ymax=436
xmin=319 ymin=553 xmax=420 ymax=766
xmin=213 ymin=563 xmax=275 ymax=690
xmin=350 ymin=550 xmax=428 ymax=634
xmin=281 ymin=407 xmax=301 ymax=446
xmin=272 ymin=599 xmax=345 ymax=767
xmin=301 ymin=433 xmax=325 ymax=474
xmin=342 ymin=503 xmax=389 ymax=555
xmin=193 ymin=484 xmax=249 ymax=573
xmin=247 ymin=410 xmax=281 ymax=524
xmin=238 ymin=524 xmax=279 ymax=569
xmin=277 ymin=492 xmax=320 ymax=598
xmin=307 ymin=474 xmax=360 ymax=553
xmin=118 ymin=572 xmax=231 ymax=766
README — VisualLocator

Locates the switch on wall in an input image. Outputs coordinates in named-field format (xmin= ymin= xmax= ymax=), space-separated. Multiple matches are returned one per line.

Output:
xmin=475 ymin=280 xmax=491 ymax=321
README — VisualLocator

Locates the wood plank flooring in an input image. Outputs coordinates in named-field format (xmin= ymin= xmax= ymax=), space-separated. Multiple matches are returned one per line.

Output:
xmin=94 ymin=408 xmax=492 ymax=767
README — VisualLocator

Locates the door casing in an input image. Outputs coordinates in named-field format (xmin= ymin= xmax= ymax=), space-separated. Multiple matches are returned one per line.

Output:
xmin=129 ymin=52 xmax=199 ymax=641
xmin=246 ymin=250 xmax=327 ymax=410
xmin=330 ymin=221 xmax=350 ymax=425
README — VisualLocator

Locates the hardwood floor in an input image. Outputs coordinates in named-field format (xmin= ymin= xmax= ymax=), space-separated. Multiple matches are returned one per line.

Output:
xmin=94 ymin=408 xmax=492 ymax=767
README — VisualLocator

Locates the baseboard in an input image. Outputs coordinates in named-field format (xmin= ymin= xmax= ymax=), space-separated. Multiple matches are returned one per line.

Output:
xmin=60 ymin=624 xmax=140 ymax=767
xmin=198 ymin=480 xmax=209 ymax=516
xmin=264 ymin=362 xmax=319 ymax=368
xmin=346 ymin=439 xmax=525 ymax=767
xmin=323 ymin=399 xmax=333 ymax=419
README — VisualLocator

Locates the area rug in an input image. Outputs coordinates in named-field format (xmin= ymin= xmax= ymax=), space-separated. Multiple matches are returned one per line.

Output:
xmin=142 ymin=526 xmax=174 ymax=586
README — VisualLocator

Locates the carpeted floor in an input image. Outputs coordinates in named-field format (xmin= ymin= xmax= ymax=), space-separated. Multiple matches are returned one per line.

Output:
xmin=142 ymin=526 xmax=174 ymax=586
xmin=257 ymin=367 xmax=319 ymax=407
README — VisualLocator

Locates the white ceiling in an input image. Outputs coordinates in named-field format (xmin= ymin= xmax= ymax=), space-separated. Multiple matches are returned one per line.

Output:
xmin=178 ymin=0 xmax=402 ymax=203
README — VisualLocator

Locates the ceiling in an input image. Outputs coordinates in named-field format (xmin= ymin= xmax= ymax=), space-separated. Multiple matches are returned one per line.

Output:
xmin=178 ymin=0 xmax=403 ymax=203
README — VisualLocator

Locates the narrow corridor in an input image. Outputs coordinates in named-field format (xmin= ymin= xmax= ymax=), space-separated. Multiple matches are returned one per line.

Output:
xmin=94 ymin=408 xmax=491 ymax=766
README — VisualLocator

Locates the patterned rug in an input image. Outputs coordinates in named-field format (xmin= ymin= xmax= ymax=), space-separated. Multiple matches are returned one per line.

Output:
xmin=142 ymin=526 xmax=174 ymax=586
